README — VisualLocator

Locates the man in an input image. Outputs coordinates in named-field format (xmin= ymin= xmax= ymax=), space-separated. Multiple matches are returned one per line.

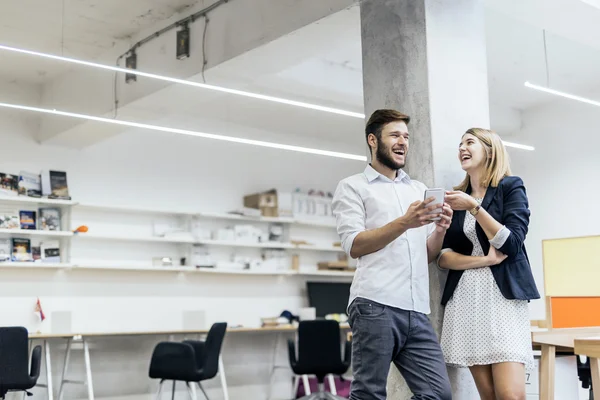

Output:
xmin=331 ymin=109 xmax=453 ymax=400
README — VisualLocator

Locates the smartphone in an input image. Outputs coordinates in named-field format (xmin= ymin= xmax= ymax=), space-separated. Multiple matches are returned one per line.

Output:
xmin=424 ymin=188 xmax=445 ymax=221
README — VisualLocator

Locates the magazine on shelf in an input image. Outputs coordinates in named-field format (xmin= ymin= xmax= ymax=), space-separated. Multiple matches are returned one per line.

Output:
xmin=18 ymin=171 xmax=42 ymax=197
xmin=0 ymin=205 xmax=19 ymax=229
xmin=19 ymin=210 xmax=37 ymax=230
xmin=32 ymin=245 xmax=41 ymax=261
xmin=39 ymin=208 xmax=61 ymax=231
xmin=0 ymin=173 xmax=18 ymax=197
xmin=12 ymin=238 xmax=32 ymax=262
xmin=0 ymin=239 xmax=10 ymax=262
xmin=41 ymin=240 xmax=60 ymax=262
xmin=41 ymin=170 xmax=70 ymax=200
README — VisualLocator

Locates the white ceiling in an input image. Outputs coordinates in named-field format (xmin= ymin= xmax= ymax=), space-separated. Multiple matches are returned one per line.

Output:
xmin=250 ymin=3 xmax=600 ymax=112
xmin=484 ymin=1 xmax=600 ymax=109
xmin=0 ymin=0 xmax=198 ymax=83
xmin=160 ymin=2 xmax=600 ymax=125
xmin=1 ymin=0 xmax=600 ymax=146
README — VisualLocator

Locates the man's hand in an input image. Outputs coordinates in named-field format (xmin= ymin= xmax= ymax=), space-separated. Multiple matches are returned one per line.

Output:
xmin=434 ymin=204 xmax=453 ymax=233
xmin=402 ymin=197 xmax=443 ymax=230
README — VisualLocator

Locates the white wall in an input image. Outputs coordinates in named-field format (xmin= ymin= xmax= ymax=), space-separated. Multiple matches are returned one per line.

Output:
xmin=0 ymin=102 xmax=360 ymax=399
xmin=509 ymin=96 xmax=600 ymax=319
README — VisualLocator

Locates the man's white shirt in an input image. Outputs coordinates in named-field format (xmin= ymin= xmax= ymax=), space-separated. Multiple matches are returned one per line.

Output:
xmin=332 ymin=165 xmax=435 ymax=314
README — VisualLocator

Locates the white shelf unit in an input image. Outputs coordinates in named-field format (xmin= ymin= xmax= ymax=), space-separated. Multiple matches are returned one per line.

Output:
xmin=73 ymin=233 xmax=343 ymax=252
xmin=193 ymin=267 xmax=299 ymax=276
xmin=0 ymin=195 xmax=74 ymax=264
xmin=0 ymin=228 xmax=73 ymax=238
xmin=295 ymin=244 xmax=344 ymax=252
xmin=0 ymin=196 xmax=351 ymax=278
xmin=76 ymin=203 xmax=335 ymax=228
xmin=195 ymin=239 xmax=296 ymax=250
xmin=0 ymin=262 xmax=354 ymax=277
xmin=0 ymin=262 xmax=73 ymax=269
xmin=72 ymin=264 xmax=196 ymax=273
xmin=299 ymin=269 xmax=355 ymax=277
xmin=74 ymin=232 xmax=196 ymax=244
xmin=0 ymin=195 xmax=77 ymax=207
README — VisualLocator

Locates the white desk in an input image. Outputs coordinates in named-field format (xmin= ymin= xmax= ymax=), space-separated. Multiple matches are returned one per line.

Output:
xmin=29 ymin=324 xmax=350 ymax=400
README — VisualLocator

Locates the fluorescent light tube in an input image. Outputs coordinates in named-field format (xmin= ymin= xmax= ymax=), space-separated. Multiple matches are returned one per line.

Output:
xmin=0 ymin=99 xmax=533 ymax=153
xmin=0 ymin=101 xmax=368 ymax=161
xmin=581 ymin=0 xmax=600 ymax=10
xmin=0 ymin=44 xmax=535 ymax=152
xmin=0 ymin=44 xmax=365 ymax=119
xmin=525 ymin=81 xmax=600 ymax=108
xmin=502 ymin=141 xmax=535 ymax=151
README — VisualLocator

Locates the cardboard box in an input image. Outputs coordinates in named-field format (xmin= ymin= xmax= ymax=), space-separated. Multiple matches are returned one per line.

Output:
xmin=243 ymin=189 xmax=293 ymax=217
xmin=244 ymin=189 xmax=277 ymax=217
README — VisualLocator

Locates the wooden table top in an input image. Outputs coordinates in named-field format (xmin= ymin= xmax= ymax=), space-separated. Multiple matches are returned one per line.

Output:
xmin=575 ymin=337 xmax=600 ymax=358
xmin=532 ymin=327 xmax=600 ymax=348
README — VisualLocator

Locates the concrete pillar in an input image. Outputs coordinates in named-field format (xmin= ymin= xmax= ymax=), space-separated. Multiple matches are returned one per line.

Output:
xmin=360 ymin=0 xmax=490 ymax=398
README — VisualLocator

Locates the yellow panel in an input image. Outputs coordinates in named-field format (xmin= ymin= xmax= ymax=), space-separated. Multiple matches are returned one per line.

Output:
xmin=543 ymin=236 xmax=600 ymax=296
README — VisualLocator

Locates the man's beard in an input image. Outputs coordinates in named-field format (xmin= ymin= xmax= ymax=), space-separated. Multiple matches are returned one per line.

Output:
xmin=375 ymin=140 xmax=405 ymax=170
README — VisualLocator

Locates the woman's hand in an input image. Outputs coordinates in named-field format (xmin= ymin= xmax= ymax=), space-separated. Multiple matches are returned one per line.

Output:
xmin=435 ymin=204 xmax=453 ymax=233
xmin=445 ymin=190 xmax=478 ymax=211
xmin=486 ymin=246 xmax=508 ymax=266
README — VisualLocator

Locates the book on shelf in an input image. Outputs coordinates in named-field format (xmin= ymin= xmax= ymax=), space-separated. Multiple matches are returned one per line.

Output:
xmin=39 ymin=208 xmax=61 ymax=231
xmin=41 ymin=240 xmax=60 ymax=263
xmin=0 ymin=173 xmax=18 ymax=197
xmin=0 ymin=204 xmax=19 ymax=229
xmin=18 ymin=171 xmax=42 ymax=197
xmin=41 ymin=170 xmax=71 ymax=200
xmin=0 ymin=239 xmax=10 ymax=262
xmin=32 ymin=245 xmax=41 ymax=261
xmin=12 ymin=238 xmax=32 ymax=262
xmin=0 ymin=213 xmax=19 ymax=229
xmin=19 ymin=210 xmax=37 ymax=230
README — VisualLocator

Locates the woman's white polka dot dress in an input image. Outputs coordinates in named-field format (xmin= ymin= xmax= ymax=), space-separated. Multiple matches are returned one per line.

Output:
xmin=440 ymin=198 xmax=534 ymax=370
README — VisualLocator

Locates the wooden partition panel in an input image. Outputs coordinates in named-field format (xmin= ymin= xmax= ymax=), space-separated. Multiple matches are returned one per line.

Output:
xmin=543 ymin=235 xmax=600 ymax=328
xmin=550 ymin=297 xmax=600 ymax=328
xmin=543 ymin=236 xmax=600 ymax=297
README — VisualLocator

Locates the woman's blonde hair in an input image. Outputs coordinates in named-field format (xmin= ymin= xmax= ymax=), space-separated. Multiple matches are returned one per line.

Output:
xmin=454 ymin=128 xmax=512 ymax=192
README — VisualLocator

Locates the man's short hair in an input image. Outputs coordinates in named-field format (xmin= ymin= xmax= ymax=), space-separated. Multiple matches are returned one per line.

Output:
xmin=365 ymin=109 xmax=411 ymax=145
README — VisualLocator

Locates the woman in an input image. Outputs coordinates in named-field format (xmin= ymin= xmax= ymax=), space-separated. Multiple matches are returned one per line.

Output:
xmin=438 ymin=128 xmax=540 ymax=400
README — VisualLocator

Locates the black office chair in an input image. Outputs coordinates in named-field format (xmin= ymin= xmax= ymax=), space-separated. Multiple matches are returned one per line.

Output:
xmin=288 ymin=320 xmax=351 ymax=400
xmin=577 ymin=355 xmax=594 ymax=400
xmin=149 ymin=322 xmax=227 ymax=400
xmin=0 ymin=326 xmax=42 ymax=399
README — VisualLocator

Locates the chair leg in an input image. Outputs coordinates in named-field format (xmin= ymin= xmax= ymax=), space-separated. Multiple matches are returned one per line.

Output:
xmin=301 ymin=375 xmax=311 ymax=395
xmin=197 ymin=382 xmax=209 ymax=400
xmin=58 ymin=338 xmax=73 ymax=400
xmin=317 ymin=381 xmax=325 ymax=394
xmin=327 ymin=374 xmax=337 ymax=395
xmin=292 ymin=375 xmax=300 ymax=398
xmin=186 ymin=383 xmax=197 ymax=400
xmin=323 ymin=392 xmax=346 ymax=400
xmin=155 ymin=380 xmax=164 ymax=400
xmin=296 ymin=394 xmax=320 ymax=400
xmin=171 ymin=381 xmax=176 ymax=400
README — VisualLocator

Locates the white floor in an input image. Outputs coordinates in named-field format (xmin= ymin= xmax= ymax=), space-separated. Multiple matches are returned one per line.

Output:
xmin=68 ymin=385 xmax=590 ymax=400
xmin=3 ymin=384 xmax=589 ymax=400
